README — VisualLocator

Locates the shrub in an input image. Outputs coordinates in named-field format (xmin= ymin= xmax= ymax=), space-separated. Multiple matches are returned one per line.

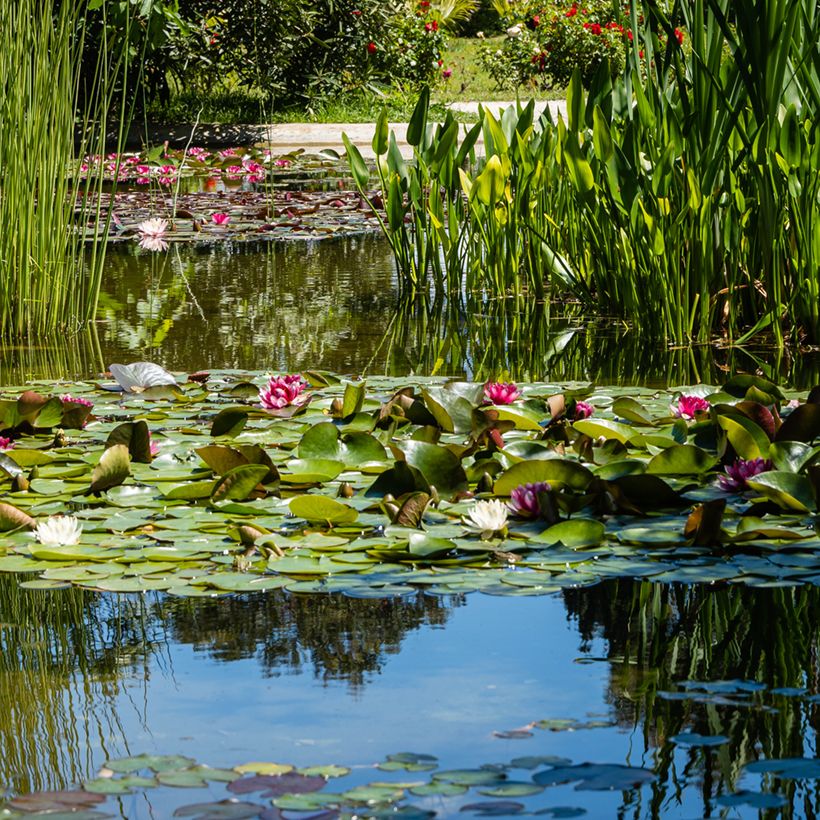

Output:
xmin=170 ymin=0 xmax=446 ymax=106
xmin=480 ymin=0 xmax=631 ymax=89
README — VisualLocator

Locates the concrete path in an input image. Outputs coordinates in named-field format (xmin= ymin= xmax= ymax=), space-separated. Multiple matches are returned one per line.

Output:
xmin=122 ymin=99 xmax=567 ymax=157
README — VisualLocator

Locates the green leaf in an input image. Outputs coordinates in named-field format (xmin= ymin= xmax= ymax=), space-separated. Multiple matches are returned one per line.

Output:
xmin=89 ymin=445 xmax=131 ymax=494
xmin=407 ymin=86 xmax=430 ymax=147
xmin=776 ymin=404 xmax=820 ymax=443
xmin=396 ymin=441 xmax=468 ymax=497
xmin=372 ymin=109 xmax=388 ymax=156
xmin=746 ymin=471 xmax=816 ymax=512
xmin=289 ymin=495 xmax=358 ymax=525
xmin=646 ymin=445 xmax=718 ymax=475
xmin=535 ymin=519 xmax=605 ymax=548
xmin=407 ymin=532 xmax=456 ymax=558
xmin=210 ymin=407 xmax=248 ymax=438
xmin=717 ymin=413 xmax=770 ymax=460
xmin=495 ymin=460 xmax=594 ymax=494
xmin=342 ymin=133 xmax=370 ymax=189
xmin=211 ymin=464 xmax=269 ymax=502
xmin=106 ymin=420 xmax=152 ymax=463
xmin=573 ymin=418 xmax=635 ymax=444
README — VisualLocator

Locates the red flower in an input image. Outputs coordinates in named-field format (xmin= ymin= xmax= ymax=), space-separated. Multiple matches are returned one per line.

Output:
xmin=565 ymin=5 xmax=577 ymax=17
xmin=367 ymin=41 xmax=377 ymax=54
xmin=674 ymin=27 xmax=684 ymax=44
xmin=590 ymin=22 xmax=601 ymax=34
xmin=351 ymin=9 xmax=361 ymax=15
xmin=532 ymin=14 xmax=540 ymax=26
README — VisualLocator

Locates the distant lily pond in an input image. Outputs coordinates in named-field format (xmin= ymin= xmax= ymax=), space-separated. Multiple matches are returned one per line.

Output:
xmin=1 ymin=367 xmax=819 ymax=596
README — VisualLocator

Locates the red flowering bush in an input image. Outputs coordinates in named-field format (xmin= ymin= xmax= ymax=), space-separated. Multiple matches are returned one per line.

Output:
xmin=480 ymin=0 xmax=684 ymax=89
xmin=173 ymin=0 xmax=445 ymax=104
xmin=381 ymin=2 xmax=448 ymax=85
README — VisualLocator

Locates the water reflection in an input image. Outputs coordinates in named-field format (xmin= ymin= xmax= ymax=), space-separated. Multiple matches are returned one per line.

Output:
xmin=1 ymin=574 xmax=819 ymax=816
xmin=92 ymin=239 xmax=820 ymax=387
xmin=1 ymin=237 xmax=819 ymax=386
xmin=564 ymin=581 xmax=820 ymax=816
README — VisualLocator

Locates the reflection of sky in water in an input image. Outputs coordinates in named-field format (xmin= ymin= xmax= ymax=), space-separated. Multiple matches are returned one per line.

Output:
xmin=3 ymin=580 xmax=815 ymax=818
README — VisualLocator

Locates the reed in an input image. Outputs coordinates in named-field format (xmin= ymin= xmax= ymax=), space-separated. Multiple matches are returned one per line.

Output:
xmin=347 ymin=0 xmax=820 ymax=345
xmin=0 ymin=0 xmax=129 ymax=339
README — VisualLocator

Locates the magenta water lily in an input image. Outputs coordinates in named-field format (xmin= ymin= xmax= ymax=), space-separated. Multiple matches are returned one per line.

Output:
xmin=717 ymin=458 xmax=773 ymax=493
xmin=573 ymin=401 xmax=594 ymax=420
xmin=672 ymin=395 xmax=711 ymax=420
xmin=484 ymin=381 xmax=521 ymax=405
xmin=259 ymin=374 xmax=309 ymax=410
xmin=508 ymin=482 xmax=552 ymax=518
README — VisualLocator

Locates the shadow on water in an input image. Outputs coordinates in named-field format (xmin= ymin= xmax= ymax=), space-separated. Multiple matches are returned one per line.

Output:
xmin=2 ymin=572 xmax=818 ymax=816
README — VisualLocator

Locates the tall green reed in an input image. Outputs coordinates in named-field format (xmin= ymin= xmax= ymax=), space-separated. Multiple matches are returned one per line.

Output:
xmin=347 ymin=0 xmax=820 ymax=345
xmin=0 ymin=0 xmax=130 ymax=339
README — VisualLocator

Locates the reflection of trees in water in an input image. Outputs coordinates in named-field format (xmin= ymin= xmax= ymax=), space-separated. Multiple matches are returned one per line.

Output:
xmin=159 ymin=590 xmax=456 ymax=690
xmin=98 ymin=238 xmax=399 ymax=374
xmin=380 ymin=294 xmax=820 ymax=387
xmin=0 ymin=579 xmax=456 ymax=793
xmin=563 ymin=581 xmax=820 ymax=817
xmin=0 ymin=578 xmax=164 ymax=794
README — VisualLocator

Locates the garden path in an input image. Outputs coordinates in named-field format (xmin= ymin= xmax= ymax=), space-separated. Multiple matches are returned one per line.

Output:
xmin=129 ymin=99 xmax=567 ymax=158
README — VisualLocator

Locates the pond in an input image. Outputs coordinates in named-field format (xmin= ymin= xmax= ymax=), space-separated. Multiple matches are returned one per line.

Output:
xmin=3 ymin=576 xmax=818 ymax=818
xmin=0 ymin=232 xmax=819 ymax=819
xmin=2 ymin=238 xmax=819 ymax=388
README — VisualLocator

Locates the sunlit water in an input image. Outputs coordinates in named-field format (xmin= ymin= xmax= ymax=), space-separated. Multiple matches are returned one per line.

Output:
xmin=1 ymin=576 xmax=818 ymax=817
xmin=1 ymin=238 xmax=818 ymax=387
xmin=1 ymin=239 xmax=819 ymax=817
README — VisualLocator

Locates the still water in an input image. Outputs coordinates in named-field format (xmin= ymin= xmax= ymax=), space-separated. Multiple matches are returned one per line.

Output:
xmin=3 ymin=577 xmax=819 ymax=818
xmin=1 ymin=238 xmax=818 ymax=387
xmin=1 ymin=239 xmax=819 ymax=817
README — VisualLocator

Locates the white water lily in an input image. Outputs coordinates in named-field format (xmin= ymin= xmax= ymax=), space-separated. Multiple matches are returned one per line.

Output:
xmin=463 ymin=499 xmax=509 ymax=537
xmin=136 ymin=217 xmax=169 ymax=252
xmin=34 ymin=515 xmax=82 ymax=546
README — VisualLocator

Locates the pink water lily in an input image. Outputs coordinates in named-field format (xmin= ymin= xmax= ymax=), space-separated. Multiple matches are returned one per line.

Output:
xmin=508 ymin=481 xmax=552 ymax=518
xmin=717 ymin=458 xmax=773 ymax=492
xmin=259 ymin=374 xmax=308 ymax=410
xmin=211 ymin=213 xmax=231 ymax=226
xmin=136 ymin=218 xmax=169 ymax=252
xmin=484 ymin=381 xmax=521 ymax=405
xmin=0 ymin=436 xmax=14 ymax=450
xmin=573 ymin=401 xmax=594 ymax=420
xmin=672 ymin=394 xmax=710 ymax=420
xmin=60 ymin=394 xmax=93 ymax=408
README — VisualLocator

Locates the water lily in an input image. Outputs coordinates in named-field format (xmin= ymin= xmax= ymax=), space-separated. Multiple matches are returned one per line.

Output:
xmin=60 ymin=394 xmax=93 ymax=408
xmin=259 ymin=373 xmax=308 ymax=410
xmin=463 ymin=499 xmax=509 ymax=537
xmin=508 ymin=482 xmax=551 ymax=518
xmin=672 ymin=394 xmax=710 ymax=420
xmin=211 ymin=212 xmax=231 ymax=226
xmin=484 ymin=381 xmax=521 ymax=405
xmin=573 ymin=401 xmax=594 ymax=420
xmin=717 ymin=458 xmax=773 ymax=493
xmin=0 ymin=436 xmax=14 ymax=450
xmin=34 ymin=515 xmax=82 ymax=546
xmin=136 ymin=218 xmax=169 ymax=252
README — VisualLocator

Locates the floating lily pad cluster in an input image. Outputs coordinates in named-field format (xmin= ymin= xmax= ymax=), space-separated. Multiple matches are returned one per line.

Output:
xmin=2 ymin=750 xmax=653 ymax=819
xmin=0 ymin=371 xmax=818 ymax=597
xmin=5 ymin=740 xmax=805 ymax=818
xmin=86 ymin=190 xmax=381 ymax=247
xmin=79 ymin=147 xmax=349 ymax=187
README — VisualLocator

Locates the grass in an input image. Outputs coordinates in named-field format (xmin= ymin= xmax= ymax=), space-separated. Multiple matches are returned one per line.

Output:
xmin=434 ymin=36 xmax=566 ymax=102
xmin=145 ymin=37 xmax=567 ymax=125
